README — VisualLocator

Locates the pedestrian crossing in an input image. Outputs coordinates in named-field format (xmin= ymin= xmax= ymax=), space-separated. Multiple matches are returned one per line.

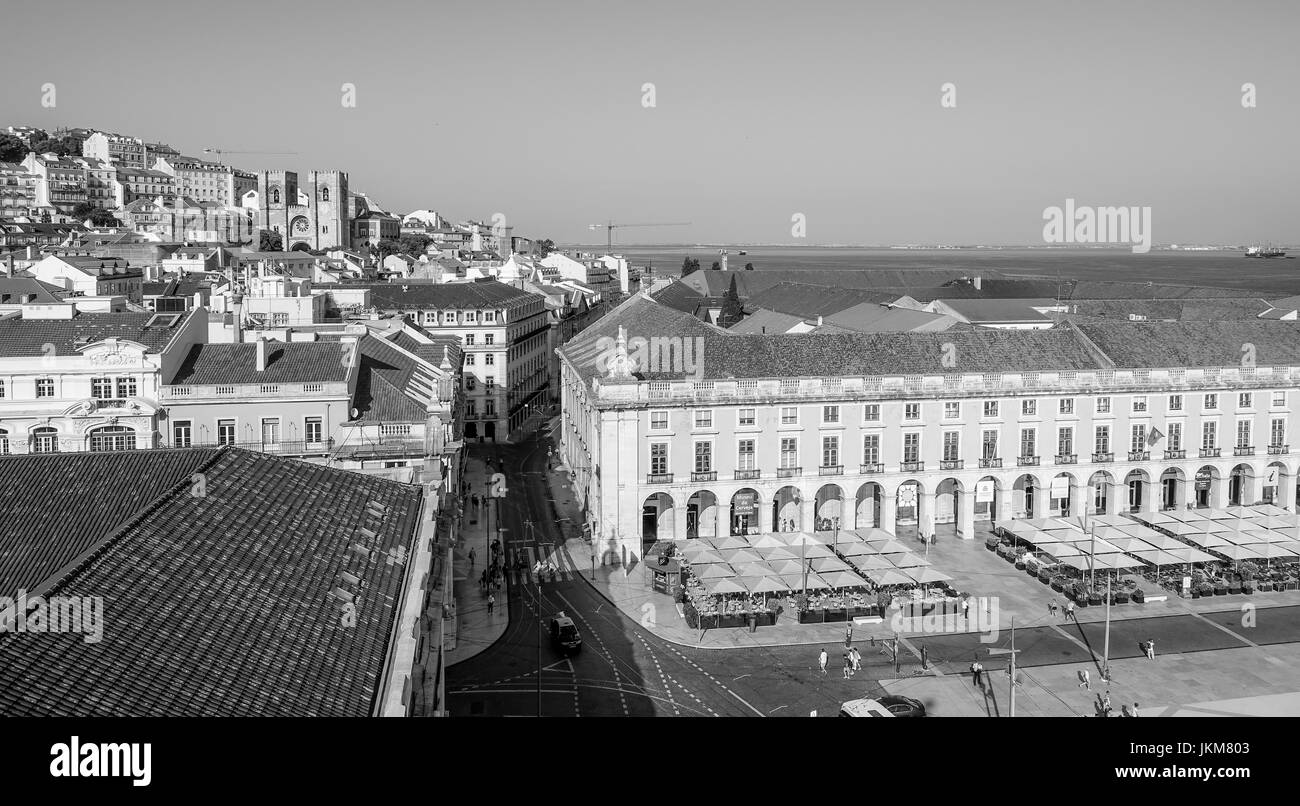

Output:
xmin=505 ymin=542 xmax=581 ymax=584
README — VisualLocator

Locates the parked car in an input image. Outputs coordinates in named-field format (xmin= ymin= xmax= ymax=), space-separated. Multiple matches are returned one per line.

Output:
xmin=549 ymin=612 xmax=582 ymax=653
xmin=838 ymin=696 xmax=927 ymax=718
xmin=877 ymin=695 xmax=926 ymax=717
xmin=838 ymin=699 xmax=893 ymax=717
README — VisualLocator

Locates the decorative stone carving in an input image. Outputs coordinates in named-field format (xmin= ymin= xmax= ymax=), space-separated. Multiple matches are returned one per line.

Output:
xmin=604 ymin=326 xmax=637 ymax=381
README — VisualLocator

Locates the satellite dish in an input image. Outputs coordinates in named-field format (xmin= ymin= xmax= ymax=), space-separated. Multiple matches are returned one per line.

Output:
xmin=351 ymin=407 xmax=360 ymax=418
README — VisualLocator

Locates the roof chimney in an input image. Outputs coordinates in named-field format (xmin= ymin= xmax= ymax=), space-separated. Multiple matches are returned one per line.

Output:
xmin=256 ymin=336 xmax=268 ymax=371
xmin=816 ymin=315 xmax=823 ymax=327
xmin=973 ymin=276 xmax=982 ymax=291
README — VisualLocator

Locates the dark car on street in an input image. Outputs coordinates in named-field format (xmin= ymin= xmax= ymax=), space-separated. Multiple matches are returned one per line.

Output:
xmin=549 ymin=612 xmax=582 ymax=654
xmin=878 ymin=695 xmax=926 ymax=717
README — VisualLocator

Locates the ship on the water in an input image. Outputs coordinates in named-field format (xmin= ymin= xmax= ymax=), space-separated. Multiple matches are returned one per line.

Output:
xmin=1245 ymin=245 xmax=1287 ymax=258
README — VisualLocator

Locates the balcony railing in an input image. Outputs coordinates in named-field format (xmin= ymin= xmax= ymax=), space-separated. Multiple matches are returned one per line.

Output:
xmin=332 ymin=437 xmax=430 ymax=460
xmin=1054 ymin=454 xmax=1077 ymax=465
xmin=1163 ymin=449 xmax=1186 ymax=460
xmin=940 ymin=459 xmax=963 ymax=470
xmin=1200 ymin=448 xmax=1221 ymax=458
xmin=170 ymin=438 xmax=335 ymax=456
xmin=1017 ymin=456 xmax=1039 ymax=467
xmin=979 ymin=457 xmax=1002 ymax=469
xmin=1234 ymin=445 xmax=1255 ymax=457
xmin=691 ymin=471 xmax=717 ymax=482
xmin=1128 ymin=450 xmax=1150 ymax=461
xmin=734 ymin=469 xmax=760 ymax=480
xmin=901 ymin=461 xmax=925 ymax=472
xmin=776 ymin=466 xmax=802 ymax=478
xmin=1268 ymin=444 xmax=1290 ymax=455
xmin=1092 ymin=452 xmax=1114 ymax=463
xmin=819 ymin=465 xmax=844 ymax=476
xmin=646 ymin=473 xmax=673 ymax=484
xmin=859 ymin=463 xmax=884 ymax=474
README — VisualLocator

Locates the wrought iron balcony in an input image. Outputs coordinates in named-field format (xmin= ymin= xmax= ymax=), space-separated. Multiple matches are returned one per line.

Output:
xmin=1162 ymin=449 xmax=1186 ymax=460
xmin=900 ymin=461 xmax=925 ymax=472
xmin=734 ymin=469 xmax=760 ymax=480
xmin=1127 ymin=450 xmax=1150 ymax=461
xmin=1054 ymin=454 xmax=1077 ymax=465
xmin=1017 ymin=456 xmax=1039 ymax=467
xmin=819 ymin=465 xmax=844 ymax=476
xmin=776 ymin=466 xmax=801 ymax=478
xmin=1234 ymin=446 xmax=1255 ymax=457
xmin=691 ymin=471 xmax=717 ymax=482
xmin=940 ymin=459 xmax=963 ymax=470
xmin=1268 ymin=444 xmax=1290 ymax=455
xmin=646 ymin=473 xmax=673 ymax=484
xmin=859 ymin=463 xmax=884 ymax=474
xmin=1092 ymin=452 xmax=1114 ymax=463
xmin=979 ymin=457 xmax=1002 ymax=469
xmin=1200 ymin=448 xmax=1221 ymax=458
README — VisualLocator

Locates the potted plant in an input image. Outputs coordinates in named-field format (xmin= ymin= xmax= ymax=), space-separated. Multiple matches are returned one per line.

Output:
xmin=1132 ymin=588 xmax=1145 ymax=604
xmin=1087 ymin=589 xmax=1104 ymax=607
xmin=1037 ymin=567 xmax=1052 ymax=584
xmin=1227 ymin=580 xmax=1242 ymax=595
xmin=985 ymin=536 xmax=1000 ymax=551
xmin=1242 ymin=579 xmax=1255 ymax=594
xmin=1050 ymin=575 xmax=1066 ymax=592
xmin=1114 ymin=590 xmax=1130 ymax=605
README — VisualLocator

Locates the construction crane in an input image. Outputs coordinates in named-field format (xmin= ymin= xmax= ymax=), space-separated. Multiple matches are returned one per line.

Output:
xmin=587 ymin=221 xmax=691 ymax=253
xmin=202 ymin=148 xmax=299 ymax=164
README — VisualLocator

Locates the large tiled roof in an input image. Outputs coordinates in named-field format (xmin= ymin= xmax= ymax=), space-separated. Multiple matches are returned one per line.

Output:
xmin=728 ymin=308 xmax=808 ymax=334
xmin=1074 ymin=321 xmax=1300 ymax=369
xmin=824 ymin=302 xmax=958 ymax=333
xmin=678 ymin=268 xmax=989 ymax=297
xmin=361 ymin=280 xmax=541 ymax=311
xmin=0 ymin=311 xmax=192 ymax=355
xmin=1060 ymin=297 xmax=1271 ymax=322
xmin=350 ymin=336 xmax=444 ymax=423
xmin=744 ymin=281 xmax=901 ymax=317
xmin=0 ymin=277 xmax=63 ymax=304
xmin=649 ymin=281 xmax=709 ymax=315
xmin=936 ymin=298 xmax=1058 ymax=322
xmin=560 ymin=293 xmax=729 ymax=381
xmin=170 ymin=341 xmax=352 ymax=385
xmin=0 ymin=449 xmax=221 ymax=595
xmin=0 ymin=448 xmax=423 ymax=716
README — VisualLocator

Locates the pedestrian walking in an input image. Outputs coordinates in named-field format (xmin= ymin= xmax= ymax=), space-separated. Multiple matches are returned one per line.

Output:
xmin=818 ymin=648 xmax=828 ymax=675
xmin=487 ymin=593 xmax=495 ymax=614
xmin=1131 ymin=702 xmax=1141 ymax=717
xmin=1145 ymin=639 xmax=1156 ymax=660
xmin=480 ymin=569 xmax=487 ymax=591
xmin=843 ymin=653 xmax=853 ymax=679
xmin=1048 ymin=600 xmax=1058 ymax=619
xmin=845 ymin=624 xmax=854 ymax=647
xmin=1065 ymin=600 xmax=1075 ymax=620
xmin=1120 ymin=704 xmax=1133 ymax=718
xmin=1101 ymin=690 xmax=1112 ymax=714
xmin=970 ymin=661 xmax=984 ymax=689
xmin=468 ymin=547 xmax=476 ymax=568
xmin=1077 ymin=668 xmax=1091 ymax=690
xmin=962 ymin=597 xmax=971 ymax=620
xmin=850 ymin=647 xmax=862 ymax=672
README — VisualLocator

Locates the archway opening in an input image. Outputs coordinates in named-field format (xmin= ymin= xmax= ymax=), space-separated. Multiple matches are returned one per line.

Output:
xmin=730 ymin=488 xmax=760 ymax=536
xmin=642 ymin=492 xmax=675 ymax=549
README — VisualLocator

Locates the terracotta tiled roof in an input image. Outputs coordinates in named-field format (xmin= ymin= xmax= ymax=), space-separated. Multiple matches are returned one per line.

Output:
xmin=0 ymin=447 xmax=423 ymax=716
xmin=170 ymin=341 xmax=352 ymax=385
xmin=0 ymin=311 xmax=192 ymax=355
xmin=744 ymin=281 xmax=901 ymax=317
xmin=361 ymin=280 xmax=540 ymax=311
xmin=1074 ymin=321 xmax=1300 ymax=369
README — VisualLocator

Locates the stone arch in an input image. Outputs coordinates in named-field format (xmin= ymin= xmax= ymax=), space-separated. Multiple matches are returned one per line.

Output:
xmin=1159 ymin=466 xmax=1187 ymax=510
xmin=1229 ymin=462 xmax=1257 ymax=506
xmin=1192 ymin=465 xmax=1220 ymax=508
xmin=1123 ymin=468 xmax=1152 ymax=512
xmin=974 ymin=476 xmax=1000 ymax=524
xmin=1263 ymin=460 xmax=1290 ymax=507
xmin=1049 ymin=471 xmax=1079 ymax=517
xmin=730 ymin=488 xmax=761 ymax=536
xmin=772 ymin=486 xmax=802 ymax=532
xmin=1012 ymin=473 xmax=1041 ymax=519
xmin=895 ymin=478 xmax=925 ymax=538
xmin=686 ymin=489 xmax=719 ymax=539
xmin=855 ymin=482 xmax=884 ymax=529
xmin=1087 ymin=470 xmax=1118 ymax=514
xmin=642 ymin=492 xmax=675 ymax=547
xmin=814 ymin=483 xmax=844 ymax=531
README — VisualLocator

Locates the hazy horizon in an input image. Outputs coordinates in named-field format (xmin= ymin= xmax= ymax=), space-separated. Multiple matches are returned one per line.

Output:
xmin=4 ymin=0 xmax=1298 ymax=247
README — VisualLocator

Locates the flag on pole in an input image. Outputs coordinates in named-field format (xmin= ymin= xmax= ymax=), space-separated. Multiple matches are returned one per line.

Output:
xmin=1147 ymin=426 xmax=1164 ymax=447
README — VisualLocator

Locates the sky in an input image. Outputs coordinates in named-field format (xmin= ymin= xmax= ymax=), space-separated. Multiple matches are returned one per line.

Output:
xmin=4 ymin=0 xmax=1299 ymax=246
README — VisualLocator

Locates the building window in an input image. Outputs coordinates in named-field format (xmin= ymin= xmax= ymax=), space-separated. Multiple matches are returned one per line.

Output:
xmin=1059 ymin=398 xmax=1074 ymax=415
xmin=89 ymin=425 xmax=136 ymax=452
xmin=1236 ymin=420 xmax=1251 ymax=448
xmin=1168 ymin=422 xmax=1182 ymax=451
xmin=1058 ymin=426 xmax=1073 ymax=456
xmin=464 ymin=355 xmax=475 ymax=366
xmin=823 ymin=405 xmax=840 ymax=424
xmin=905 ymin=403 xmax=921 ymax=420
xmin=738 ymin=439 xmax=755 ymax=471
xmin=36 ymin=378 xmax=54 ymax=398
xmin=944 ymin=402 xmax=960 ymax=420
xmin=91 ymin=377 xmax=114 ymax=398
xmin=903 ymin=433 xmax=920 ymax=463
xmin=32 ymin=427 xmax=59 ymax=453
xmin=0 ymin=429 xmax=7 ymax=455
xmin=864 ymin=404 xmax=880 ymax=421
xmin=465 ymin=377 xmax=476 ymax=391
xmin=1131 ymin=424 xmax=1146 ymax=452
xmin=695 ymin=410 xmax=713 ymax=429
xmin=1095 ymin=396 xmax=1111 ymax=414
xmin=116 ymin=377 xmax=137 ymax=398
xmin=485 ymin=334 xmax=495 ymax=345
xmin=1168 ymin=394 xmax=1183 ymax=412
xmin=822 ymin=435 xmax=840 ymax=467
xmin=261 ymin=418 xmax=281 ymax=445
xmin=485 ymin=400 xmax=496 ymax=416
xmin=466 ymin=401 xmax=477 ymax=417
xmin=942 ymin=431 xmax=960 ymax=461
xmin=694 ymin=442 xmax=712 ymax=473
xmin=1095 ymin=425 xmax=1110 ymax=454
xmin=320 ymin=187 xmax=329 ymax=202
xmin=983 ymin=400 xmax=998 ymax=418
xmin=1022 ymin=399 xmax=1036 ymax=416
xmin=650 ymin=411 xmax=668 ymax=430
xmin=173 ymin=420 xmax=192 ymax=447
xmin=981 ymin=430 xmax=998 ymax=459
xmin=780 ymin=407 xmax=798 ymax=425
xmin=463 ymin=334 xmax=475 ymax=346
xmin=780 ymin=437 xmax=798 ymax=469
xmin=863 ymin=434 xmax=880 ymax=465
xmin=650 ymin=443 xmax=668 ymax=475
xmin=738 ymin=408 xmax=755 ymax=427
xmin=305 ymin=417 xmax=323 ymax=445
xmin=485 ymin=311 xmax=497 ymax=323
xmin=1132 ymin=396 xmax=1148 ymax=413
xmin=1272 ymin=391 xmax=1286 ymax=408
xmin=1271 ymin=418 xmax=1285 ymax=446
xmin=485 ymin=377 xmax=495 ymax=391
xmin=485 ymin=354 xmax=495 ymax=365
xmin=1239 ymin=392 xmax=1253 ymax=409
xmin=1019 ymin=428 xmax=1036 ymax=458
xmin=1202 ymin=421 xmax=1218 ymax=451
xmin=1204 ymin=393 xmax=1218 ymax=410
xmin=217 ymin=419 xmax=236 ymax=446
xmin=0 ymin=380 xmax=5 ymax=398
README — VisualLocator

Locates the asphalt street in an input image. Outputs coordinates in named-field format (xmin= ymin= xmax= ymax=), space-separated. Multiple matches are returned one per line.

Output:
xmin=446 ymin=438 xmax=1300 ymax=717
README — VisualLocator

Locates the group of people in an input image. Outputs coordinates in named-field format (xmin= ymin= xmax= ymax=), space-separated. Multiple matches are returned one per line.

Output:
xmin=1047 ymin=599 xmax=1076 ymax=620
xmin=1093 ymin=691 xmax=1141 ymax=717
xmin=817 ymin=647 xmax=864 ymax=678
